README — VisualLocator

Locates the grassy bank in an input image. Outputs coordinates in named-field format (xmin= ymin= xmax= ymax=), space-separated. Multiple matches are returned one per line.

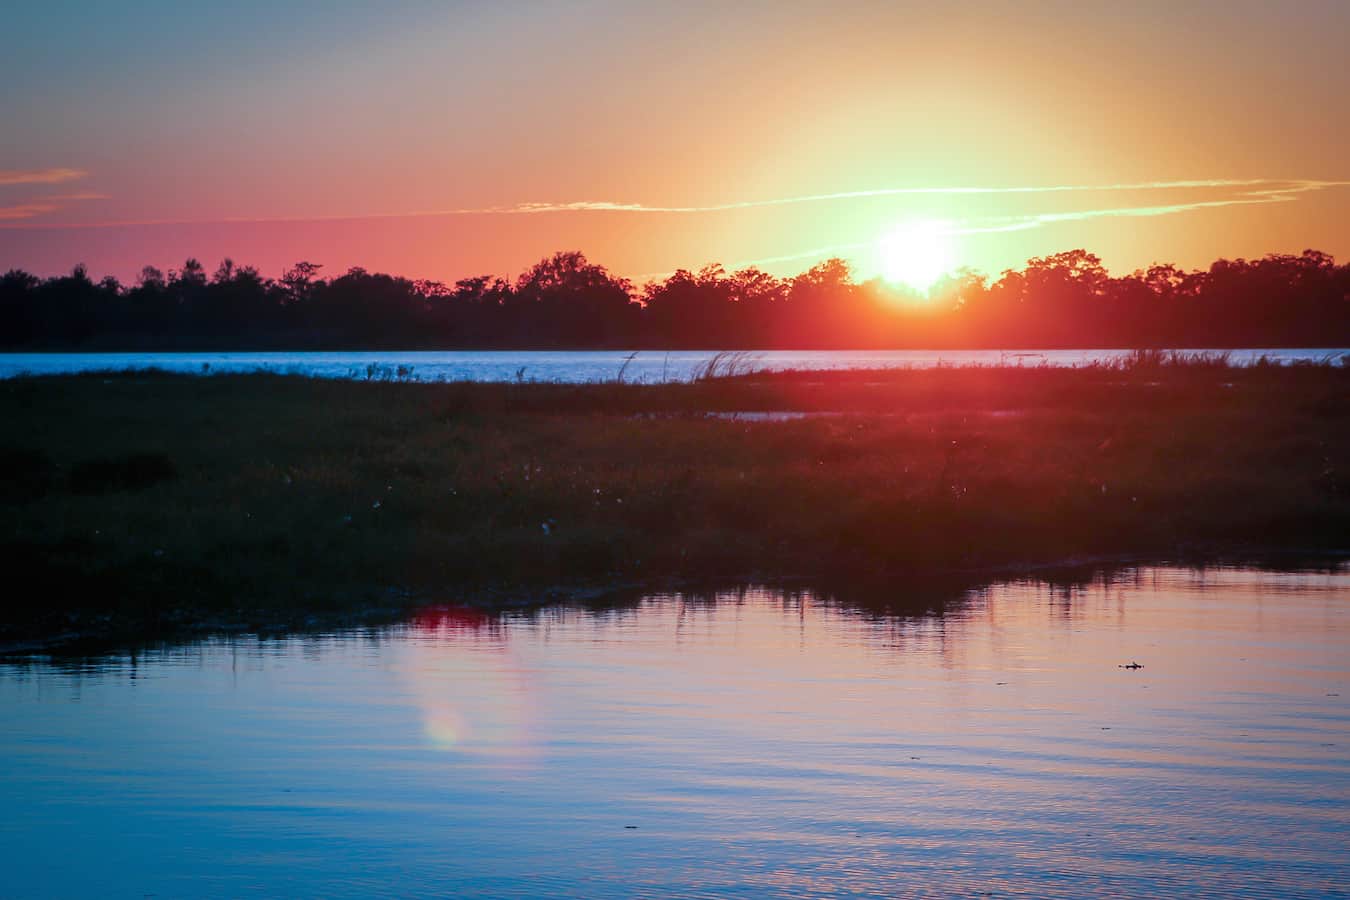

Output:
xmin=2 ymin=361 xmax=1347 ymax=646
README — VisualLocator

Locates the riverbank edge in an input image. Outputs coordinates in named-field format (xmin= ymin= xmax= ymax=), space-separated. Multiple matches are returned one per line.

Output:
xmin=5 ymin=547 xmax=1344 ymax=657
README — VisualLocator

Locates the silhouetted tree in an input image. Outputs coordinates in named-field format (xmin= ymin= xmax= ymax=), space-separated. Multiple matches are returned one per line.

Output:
xmin=509 ymin=251 xmax=636 ymax=346
xmin=0 ymin=248 xmax=1345 ymax=350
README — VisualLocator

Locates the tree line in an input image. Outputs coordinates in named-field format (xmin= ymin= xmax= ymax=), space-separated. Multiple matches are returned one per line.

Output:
xmin=2 ymin=248 xmax=1347 ymax=349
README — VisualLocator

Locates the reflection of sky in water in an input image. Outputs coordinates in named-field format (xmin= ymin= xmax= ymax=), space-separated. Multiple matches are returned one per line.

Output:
xmin=1 ymin=348 xmax=1346 ymax=383
xmin=0 ymin=566 xmax=1347 ymax=898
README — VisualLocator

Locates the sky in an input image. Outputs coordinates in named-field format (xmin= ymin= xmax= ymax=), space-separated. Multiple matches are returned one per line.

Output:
xmin=2 ymin=0 xmax=1348 ymax=286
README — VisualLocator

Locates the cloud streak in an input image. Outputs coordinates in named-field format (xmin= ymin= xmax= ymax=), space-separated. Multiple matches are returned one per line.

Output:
xmin=0 ymin=203 xmax=61 ymax=221
xmin=0 ymin=168 xmax=89 ymax=187
xmin=2 ymin=177 xmax=1345 ymax=232
xmin=0 ymin=190 xmax=109 ymax=221
xmin=673 ymin=180 xmax=1349 ymax=276
xmin=496 ymin=178 xmax=1292 ymax=216
xmin=956 ymin=195 xmax=1305 ymax=235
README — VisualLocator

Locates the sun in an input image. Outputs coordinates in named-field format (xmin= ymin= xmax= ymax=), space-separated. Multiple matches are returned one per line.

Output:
xmin=877 ymin=220 xmax=957 ymax=292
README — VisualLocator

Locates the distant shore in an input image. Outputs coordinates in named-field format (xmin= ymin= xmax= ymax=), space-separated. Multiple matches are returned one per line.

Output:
xmin=2 ymin=347 xmax=1347 ymax=385
xmin=3 ymin=359 xmax=1347 ymax=651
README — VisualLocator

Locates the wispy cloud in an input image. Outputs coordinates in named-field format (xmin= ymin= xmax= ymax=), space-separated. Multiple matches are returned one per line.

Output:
xmin=0 ymin=189 xmax=108 ymax=221
xmin=953 ymin=181 xmax=1349 ymax=235
xmin=0 ymin=203 xmax=61 ymax=221
xmin=959 ymin=198 xmax=1286 ymax=235
xmin=230 ymin=179 xmax=1298 ymax=221
xmin=2 ymin=177 xmax=1345 ymax=231
xmin=495 ymin=179 xmax=1290 ymax=216
xmin=0 ymin=168 xmax=89 ymax=187
xmin=0 ymin=167 xmax=104 ymax=221
xmin=645 ymin=180 xmax=1348 ymax=276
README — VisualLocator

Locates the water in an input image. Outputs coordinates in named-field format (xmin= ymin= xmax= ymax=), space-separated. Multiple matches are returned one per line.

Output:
xmin=0 ymin=348 xmax=1346 ymax=383
xmin=2 ymin=566 xmax=1347 ymax=898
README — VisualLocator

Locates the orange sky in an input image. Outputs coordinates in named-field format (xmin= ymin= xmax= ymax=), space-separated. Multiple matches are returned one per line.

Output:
xmin=2 ymin=1 xmax=1347 ymax=285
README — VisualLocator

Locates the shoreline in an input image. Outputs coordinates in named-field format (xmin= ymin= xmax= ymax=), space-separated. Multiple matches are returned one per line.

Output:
xmin=4 ymin=548 xmax=1345 ymax=657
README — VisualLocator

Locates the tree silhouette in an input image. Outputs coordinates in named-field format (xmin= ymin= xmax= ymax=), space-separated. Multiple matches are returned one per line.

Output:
xmin=1 ymin=248 xmax=1346 ymax=350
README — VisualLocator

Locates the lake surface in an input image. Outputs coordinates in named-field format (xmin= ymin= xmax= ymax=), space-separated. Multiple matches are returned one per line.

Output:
xmin=2 ymin=566 xmax=1348 ymax=898
xmin=2 ymin=348 xmax=1346 ymax=383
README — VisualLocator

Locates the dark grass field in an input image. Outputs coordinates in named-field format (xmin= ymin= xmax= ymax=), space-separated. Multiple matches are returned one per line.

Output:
xmin=2 ymin=359 xmax=1347 ymax=647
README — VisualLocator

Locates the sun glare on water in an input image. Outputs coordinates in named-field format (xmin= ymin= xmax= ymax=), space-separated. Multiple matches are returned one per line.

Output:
xmin=878 ymin=220 xmax=957 ymax=292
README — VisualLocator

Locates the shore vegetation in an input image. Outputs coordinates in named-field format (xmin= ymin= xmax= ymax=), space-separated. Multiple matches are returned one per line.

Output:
xmin=2 ymin=356 xmax=1346 ymax=648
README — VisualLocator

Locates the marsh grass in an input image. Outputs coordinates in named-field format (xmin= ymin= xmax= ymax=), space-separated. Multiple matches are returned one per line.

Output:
xmin=691 ymin=350 xmax=761 ymax=381
xmin=1 ymin=360 xmax=1346 ymax=642
xmin=1112 ymin=349 xmax=1233 ymax=371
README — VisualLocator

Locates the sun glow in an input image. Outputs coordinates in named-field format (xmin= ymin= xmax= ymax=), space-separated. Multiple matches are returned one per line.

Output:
xmin=878 ymin=220 xmax=957 ymax=292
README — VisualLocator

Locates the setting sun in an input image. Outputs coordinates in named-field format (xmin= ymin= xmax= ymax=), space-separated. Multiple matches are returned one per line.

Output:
xmin=878 ymin=220 xmax=957 ymax=292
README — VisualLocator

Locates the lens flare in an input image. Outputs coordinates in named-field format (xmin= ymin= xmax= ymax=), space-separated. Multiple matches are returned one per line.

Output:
xmin=401 ymin=607 xmax=536 ymax=760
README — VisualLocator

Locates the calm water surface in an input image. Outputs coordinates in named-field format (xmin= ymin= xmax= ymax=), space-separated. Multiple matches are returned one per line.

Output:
xmin=2 ymin=566 xmax=1348 ymax=898
xmin=1 ymin=348 xmax=1346 ymax=382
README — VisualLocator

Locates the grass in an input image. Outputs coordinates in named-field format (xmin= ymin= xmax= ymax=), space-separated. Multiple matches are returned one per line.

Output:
xmin=1 ymin=359 xmax=1346 ymax=646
